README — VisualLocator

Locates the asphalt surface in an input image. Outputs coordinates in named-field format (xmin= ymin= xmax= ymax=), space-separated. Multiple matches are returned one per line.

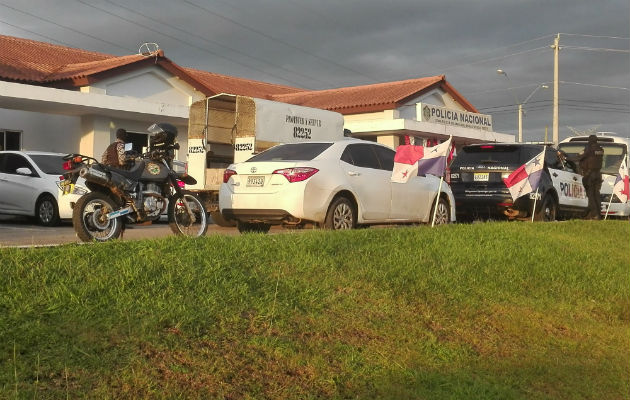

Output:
xmin=0 ymin=215 xmax=240 ymax=247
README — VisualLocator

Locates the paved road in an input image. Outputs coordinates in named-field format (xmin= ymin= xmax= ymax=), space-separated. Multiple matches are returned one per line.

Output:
xmin=0 ymin=215 xmax=240 ymax=247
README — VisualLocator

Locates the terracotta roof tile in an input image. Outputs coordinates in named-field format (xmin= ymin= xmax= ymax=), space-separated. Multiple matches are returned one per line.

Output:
xmin=271 ymin=76 xmax=446 ymax=114
xmin=0 ymin=34 xmax=478 ymax=114
xmin=184 ymin=67 xmax=304 ymax=98
xmin=0 ymin=34 xmax=110 ymax=82
xmin=45 ymin=54 xmax=148 ymax=82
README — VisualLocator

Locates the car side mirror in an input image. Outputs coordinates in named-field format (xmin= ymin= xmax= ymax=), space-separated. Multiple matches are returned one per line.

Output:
xmin=15 ymin=167 xmax=33 ymax=176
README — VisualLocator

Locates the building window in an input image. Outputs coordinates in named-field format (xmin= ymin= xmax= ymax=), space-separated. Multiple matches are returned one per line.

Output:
xmin=0 ymin=130 xmax=21 ymax=151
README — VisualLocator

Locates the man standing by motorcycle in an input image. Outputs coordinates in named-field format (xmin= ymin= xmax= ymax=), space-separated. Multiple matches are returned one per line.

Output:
xmin=102 ymin=128 xmax=129 ymax=168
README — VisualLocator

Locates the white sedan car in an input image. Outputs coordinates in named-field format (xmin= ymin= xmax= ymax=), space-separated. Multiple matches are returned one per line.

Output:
xmin=219 ymin=139 xmax=455 ymax=233
xmin=0 ymin=151 xmax=88 ymax=226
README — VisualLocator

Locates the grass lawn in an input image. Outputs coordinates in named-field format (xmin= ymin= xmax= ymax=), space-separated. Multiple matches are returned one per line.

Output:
xmin=0 ymin=220 xmax=628 ymax=399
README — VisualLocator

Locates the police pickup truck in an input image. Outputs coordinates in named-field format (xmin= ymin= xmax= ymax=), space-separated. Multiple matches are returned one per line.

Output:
xmin=449 ymin=143 xmax=588 ymax=221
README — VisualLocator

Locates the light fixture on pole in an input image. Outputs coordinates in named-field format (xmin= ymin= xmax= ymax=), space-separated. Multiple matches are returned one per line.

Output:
xmin=496 ymin=69 xmax=548 ymax=143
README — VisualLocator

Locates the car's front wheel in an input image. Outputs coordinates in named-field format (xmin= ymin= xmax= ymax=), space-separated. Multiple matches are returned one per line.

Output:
xmin=324 ymin=196 xmax=356 ymax=230
xmin=36 ymin=194 xmax=60 ymax=226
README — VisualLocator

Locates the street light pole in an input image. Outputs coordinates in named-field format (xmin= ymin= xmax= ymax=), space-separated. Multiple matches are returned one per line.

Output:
xmin=497 ymin=69 xmax=548 ymax=143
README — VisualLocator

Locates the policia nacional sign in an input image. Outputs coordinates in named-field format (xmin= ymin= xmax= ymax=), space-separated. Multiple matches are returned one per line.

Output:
xmin=418 ymin=103 xmax=493 ymax=131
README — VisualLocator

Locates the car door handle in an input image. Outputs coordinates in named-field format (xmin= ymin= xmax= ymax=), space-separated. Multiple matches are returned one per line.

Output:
xmin=347 ymin=171 xmax=360 ymax=176
xmin=552 ymin=172 xmax=558 ymax=177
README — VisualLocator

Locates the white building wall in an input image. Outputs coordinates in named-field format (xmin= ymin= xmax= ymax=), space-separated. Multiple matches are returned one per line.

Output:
xmin=0 ymin=108 xmax=81 ymax=153
xmin=0 ymin=66 xmax=197 ymax=160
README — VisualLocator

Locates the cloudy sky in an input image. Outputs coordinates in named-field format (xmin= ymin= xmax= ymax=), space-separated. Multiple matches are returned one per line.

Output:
xmin=1 ymin=0 xmax=628 ymax=142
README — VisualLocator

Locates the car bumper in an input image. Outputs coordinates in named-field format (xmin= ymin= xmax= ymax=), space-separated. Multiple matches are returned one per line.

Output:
xmin=57 ymin=191 xmax=83 ymax=219
xmin=453 ymin=189 xmax=536 ymax=219
xmin=600 ymin=194 xmax=630 ymax=217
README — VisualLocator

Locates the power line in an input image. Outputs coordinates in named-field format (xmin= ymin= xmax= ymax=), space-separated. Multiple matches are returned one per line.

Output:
xmin=559 ymin=33 xmax=630 ymax=40
xmin=0 ymin=1 xmax=134 ymax=53
xmin=559 ymin=81 xmax=629 ymax=91
xmin=0 ymin=18 xmax=78 ymax=48
xmin=73 ymin=0 xmax=309 ymax=88
xmin=563 ymin=46 xmax=630 ymax=54
xmin=181 ymin=0 xmax=380 ymax=82
xmin=437 ymin=46 xmax=550 ymax=73
xmin=101 ymin=0 xmax=331 ymax=88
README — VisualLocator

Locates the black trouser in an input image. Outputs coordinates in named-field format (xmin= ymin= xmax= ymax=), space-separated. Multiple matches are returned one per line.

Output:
xmin=582 ymin=170 xmax=602 ymax=218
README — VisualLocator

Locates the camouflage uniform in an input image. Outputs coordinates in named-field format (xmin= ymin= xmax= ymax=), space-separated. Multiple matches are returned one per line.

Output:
xmin=101 ymin=138 xmax=126 ymax=167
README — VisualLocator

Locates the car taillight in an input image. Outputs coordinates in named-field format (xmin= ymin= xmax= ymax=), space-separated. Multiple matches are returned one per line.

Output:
xmin=223 ymin=169 xmax=237 ymax=183
xmin=273 ymin=167 xmax=319 ymax=183
xmin=480 ymin=145 xmax=494 ymax=149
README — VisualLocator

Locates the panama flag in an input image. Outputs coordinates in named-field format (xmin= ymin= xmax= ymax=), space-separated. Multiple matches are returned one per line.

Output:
xmin=391 ymin=145 xmax=424 ymax=183
xmin=613 ymin=158 xmax=629 ymax=203
xmin=417 ymin=137 xmax=453 ymax=177
xmin=503 ymin=149 xmax=545 ymax=201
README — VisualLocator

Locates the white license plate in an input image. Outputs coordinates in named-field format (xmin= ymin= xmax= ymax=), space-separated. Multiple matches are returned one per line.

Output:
xmin=474 ymin=173 xmax=489 ymax=182
xmin=529 ymin=192 xmax=541 ymax=200
xmin=247 ymin=176 xmax=265 ymax=187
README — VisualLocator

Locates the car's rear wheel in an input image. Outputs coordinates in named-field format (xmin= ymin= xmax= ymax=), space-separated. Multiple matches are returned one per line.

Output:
xmin=36 ymin=194 xmax=60 ymax=226
xmin=324 ymin=196 xmax=356 ymax=230
xmin=535 ymin=194 xmax=557 ymax=222
xmin=431 ymin=196 xmax=450 ymax=226
xmin=237 ymin=221 xmax=271 ymax=234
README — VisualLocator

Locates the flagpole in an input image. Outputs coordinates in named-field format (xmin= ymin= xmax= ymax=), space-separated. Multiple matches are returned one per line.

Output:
xmin=432 ymin=176 xmax=444 ymax=227
xmin=531 ymin=187 xmax=539 ymax=222
xmin=604 ymin=191 xmax=613 ymax=220
xmin=431 ymin=136 xmax=452 ymax=227
xmin=531 ymin=145 xmax=548 ymax=222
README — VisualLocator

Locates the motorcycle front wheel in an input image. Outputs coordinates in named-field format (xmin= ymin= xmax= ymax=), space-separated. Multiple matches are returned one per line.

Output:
xmin=168 ymin=191 xmax=208 ymax=237
xmin=72 ymin=191 xmax=123 ymax=242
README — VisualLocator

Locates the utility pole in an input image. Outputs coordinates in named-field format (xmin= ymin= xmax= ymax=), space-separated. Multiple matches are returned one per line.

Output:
xmin=552 ymin=34 xmax=560 ymax=146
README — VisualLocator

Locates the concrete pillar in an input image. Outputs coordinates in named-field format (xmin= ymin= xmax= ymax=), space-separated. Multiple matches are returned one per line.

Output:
xmin=80 ymin=115 xmax=112 ymax=158
xmin=377 ymin=135 xmax=398 ymax=150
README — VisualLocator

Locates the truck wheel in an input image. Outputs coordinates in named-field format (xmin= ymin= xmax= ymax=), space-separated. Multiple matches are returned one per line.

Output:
xmin=324 ymin=196 xmax=356 ymax=230
xmin=535 ymin=194 xmax=557 ymax=222
xmin=210 ymin=210 xmax=236 ymax=227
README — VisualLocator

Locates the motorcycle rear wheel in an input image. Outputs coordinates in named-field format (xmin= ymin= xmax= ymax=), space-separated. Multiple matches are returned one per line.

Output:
xmin=73 ymin=191 xmax=123 ymax=242
xmin=168 ymin=191 xmax=208 ymax=237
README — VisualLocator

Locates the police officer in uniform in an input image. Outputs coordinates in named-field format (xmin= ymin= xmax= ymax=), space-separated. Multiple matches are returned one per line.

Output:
xmin=578 ymin=135 xmax=604 ymax=220
xmin=101 ymin=128 xmax=129 ymax=168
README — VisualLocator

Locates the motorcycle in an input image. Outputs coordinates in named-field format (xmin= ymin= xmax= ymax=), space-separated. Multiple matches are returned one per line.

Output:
xmin=61 ymin=123 xmax=208 ymax=242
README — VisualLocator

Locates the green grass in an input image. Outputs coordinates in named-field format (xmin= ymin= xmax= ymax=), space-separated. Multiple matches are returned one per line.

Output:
xmin=0 ymin=220 xmax=628 ymax=399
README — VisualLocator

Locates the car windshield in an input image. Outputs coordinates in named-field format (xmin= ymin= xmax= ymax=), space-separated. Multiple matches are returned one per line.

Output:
xmin=246 ymin=143 xmax=333 ymax=162
xmin=28 ymin=154 xmax=65 ymax=175
xmin=451 ymin=145 xmax=542 ymax=166
xmin=558 ymin=142 xmax=627 ymax=175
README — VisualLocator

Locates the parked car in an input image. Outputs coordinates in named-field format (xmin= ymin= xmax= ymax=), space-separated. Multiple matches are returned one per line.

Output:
xmin=558 ymin=134 xmax=629 ymax=218
xmin=0 ymin=151 xmax=88 ymax=225
xmin=449 ymin=143 xmax=588 ymax=221
xmin=219 ymin=139 xmax=455 ymax=233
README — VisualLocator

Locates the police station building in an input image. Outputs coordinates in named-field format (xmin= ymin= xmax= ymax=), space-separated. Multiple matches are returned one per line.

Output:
xmin=0 ymin=34 xmax=513 ymax=161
